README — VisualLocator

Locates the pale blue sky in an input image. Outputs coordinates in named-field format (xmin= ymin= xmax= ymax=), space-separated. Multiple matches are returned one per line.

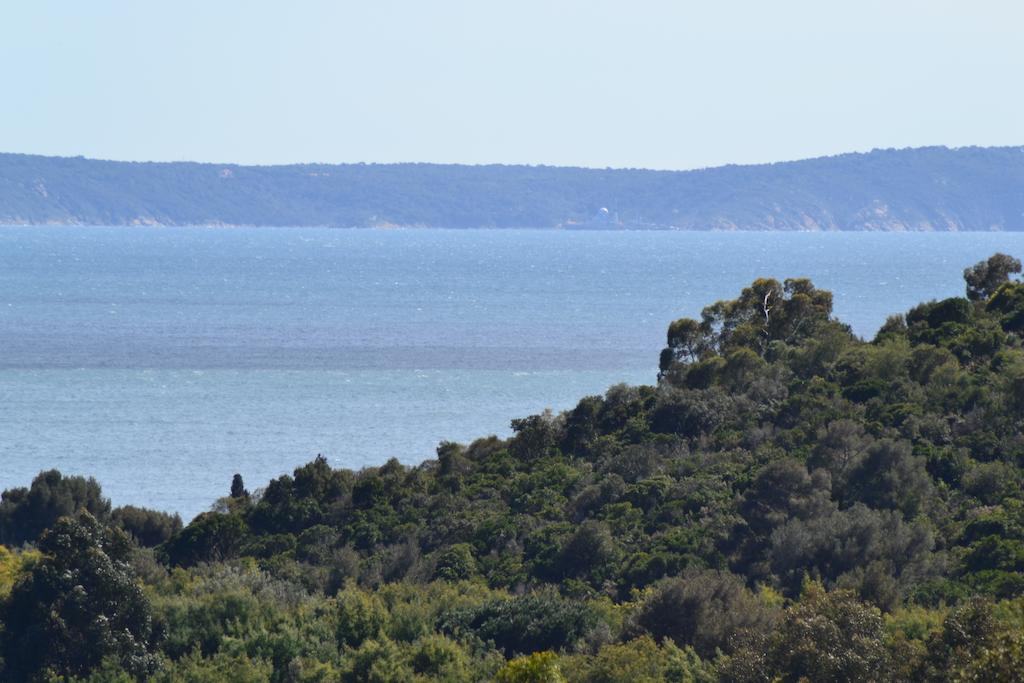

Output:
xmin=1 ymin=1 xmax=1021 ymax=169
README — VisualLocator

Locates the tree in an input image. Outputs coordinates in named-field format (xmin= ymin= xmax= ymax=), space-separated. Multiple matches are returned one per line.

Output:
xmin=962 ymin=252 xmax=1019 ymax=301
xmin=917 ymin=596 xmax=999 ymax=680
xmin=701 ymin=278 xmax=835 ymax=356
xmin=964 ymin=253 xmax=1021 ymax=301
xmin=842 ymin=439 xmax=933 ymax=517
xmin=659 ymin=278 xmax=839 ymax=384
xmin=721 ymin=582 xmax=890 ymax=683
xmin=495 ymin=651 xmax=566 ymax=683
xmin=769 ymin=504 xmax=935 ymax=597
xmin=161 ymin=511 xmax=247 ymax=566
xmin=567 ymin=635 xmax=717 ymax=683
xmin=510 ymin=410 xmax=560 ymax=460
xmin=336 ymin=584 xmax=388 ymax=649
xmin=634 ymin=571 xmax=776 ymax=658
xmin=230 ymin=474 xmax=249 ymax=499
xmin=0 ymin=470 xmax=111 ymax=546
xmin=0 ymin=512 xmax=157 ymax=681
xmin=808 ymin=419 xmax=871 ymax=483
xmin=112 ymin=505 xmax=183 ymax=547
xmin=556 ymin=520 xmax=618 ymax=582
xmin=407 ymin=634 xmax=470 ymax=679
xmin=0 ymin=545 xmax=39 ymax=600
xmin=341 ymin=637 xmax=415 ymax=682
xmin=661 ymin=318 xmax=705 ymax=372
xmin=433 ymin=543 xmax=478 ymax=582
xmin=739 ymin=460 xmax=834 ymax=538
xmin=441 ymin=589 xmax=598 ymax=657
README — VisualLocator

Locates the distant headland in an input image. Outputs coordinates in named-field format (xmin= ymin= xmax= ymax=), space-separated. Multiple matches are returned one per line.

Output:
xmin=1 ymin=145 xmax=1023 ymax=230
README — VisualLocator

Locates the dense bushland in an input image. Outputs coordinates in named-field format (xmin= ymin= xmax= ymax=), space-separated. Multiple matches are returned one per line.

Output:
xmin=2 ymin=254 xmax=1024 ymax=681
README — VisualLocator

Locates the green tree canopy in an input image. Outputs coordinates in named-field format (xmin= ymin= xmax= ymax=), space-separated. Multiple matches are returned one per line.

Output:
xmin=964 ymin=252 xmax=1022 ymax=301
xmin=0 ymin=512 xmax=157 ymax=681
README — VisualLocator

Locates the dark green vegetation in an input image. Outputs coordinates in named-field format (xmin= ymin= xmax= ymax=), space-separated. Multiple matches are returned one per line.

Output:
xmin=3 ymin=146 xmax=1024 ymax=230
xmin=3 ymin=254 xmax=1024 ymax=681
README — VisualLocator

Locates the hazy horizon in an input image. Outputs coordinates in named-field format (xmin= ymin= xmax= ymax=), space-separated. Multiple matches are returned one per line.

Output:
xmin=5 ymin=143 xmax=1022 ymax=174
xmin=2 ymin=1 xmax=1022 ymax=170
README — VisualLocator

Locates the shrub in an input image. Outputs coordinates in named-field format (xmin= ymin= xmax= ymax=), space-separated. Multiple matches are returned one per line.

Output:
xmin=633 ymin=570 xmax=776 ymax=658
xmin=442 ymin=589 xmax=599 ymax=657
xmin=336 ymin=585 xmax=388 ymax=649
xmin=495 ymin=651 xmax=566 ymax=683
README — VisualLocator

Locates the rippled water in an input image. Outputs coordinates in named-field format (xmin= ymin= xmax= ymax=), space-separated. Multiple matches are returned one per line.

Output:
xmin=3 ymin=227 xmax=1023 ymax=518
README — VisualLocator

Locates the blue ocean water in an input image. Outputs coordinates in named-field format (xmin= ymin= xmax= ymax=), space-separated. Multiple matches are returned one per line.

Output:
xmin=3 ymin=227 xmax=1024 ymax=519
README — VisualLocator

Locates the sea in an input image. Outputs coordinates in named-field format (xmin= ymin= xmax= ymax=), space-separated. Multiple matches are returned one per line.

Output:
xmin=3 ymin=226 xmax=1024 ymax=520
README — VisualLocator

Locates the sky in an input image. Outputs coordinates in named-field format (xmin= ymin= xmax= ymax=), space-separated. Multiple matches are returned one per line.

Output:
xmin=1 ymin=1 xmax=1021 ymax=170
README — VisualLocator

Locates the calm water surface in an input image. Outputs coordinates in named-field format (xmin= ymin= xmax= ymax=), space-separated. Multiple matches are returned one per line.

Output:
xmin=3 ymin=227 xmax=1024 ymax=518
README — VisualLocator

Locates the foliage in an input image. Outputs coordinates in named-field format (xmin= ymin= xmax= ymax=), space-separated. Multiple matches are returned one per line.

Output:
xmin=440 ymin=588 xmax=600 ymax=657
xmin=495 ymin=651 xmax=567 ymax=683
xmin=564 ymin=636 xmax=717 ymax=683
xmin=337 ymin=584 xmax=388 ymax=649
xmin=2 ymin=256 xmax=1024 ymax=679
xmin=0 ymin=545 xmax=39 ymax=599
xmin=0 ymin=470 xmax=111 ymax=546
xmin=963 ymin=252 xmax=1022 ymax=301
xmin=0 ymin=513 xmax=158 ymax=681
xmin=112 ymin=505 xmax=183 ymax=547
xmin=632 ymin=571 xmax=776 ymax=657
xmin=720 ymin=581 xmax=890 ymax=682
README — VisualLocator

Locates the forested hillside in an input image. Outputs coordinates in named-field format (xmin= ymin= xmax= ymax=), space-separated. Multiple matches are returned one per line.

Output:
xmin=3 ymin=255 xmax=1024 ymax=681
xmin=2 ymin=146 xmax=1024 ymax=230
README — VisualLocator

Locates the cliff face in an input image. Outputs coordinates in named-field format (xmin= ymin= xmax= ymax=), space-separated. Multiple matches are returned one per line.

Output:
xmin=1 ymin=145 xmax=1022 ymax=230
